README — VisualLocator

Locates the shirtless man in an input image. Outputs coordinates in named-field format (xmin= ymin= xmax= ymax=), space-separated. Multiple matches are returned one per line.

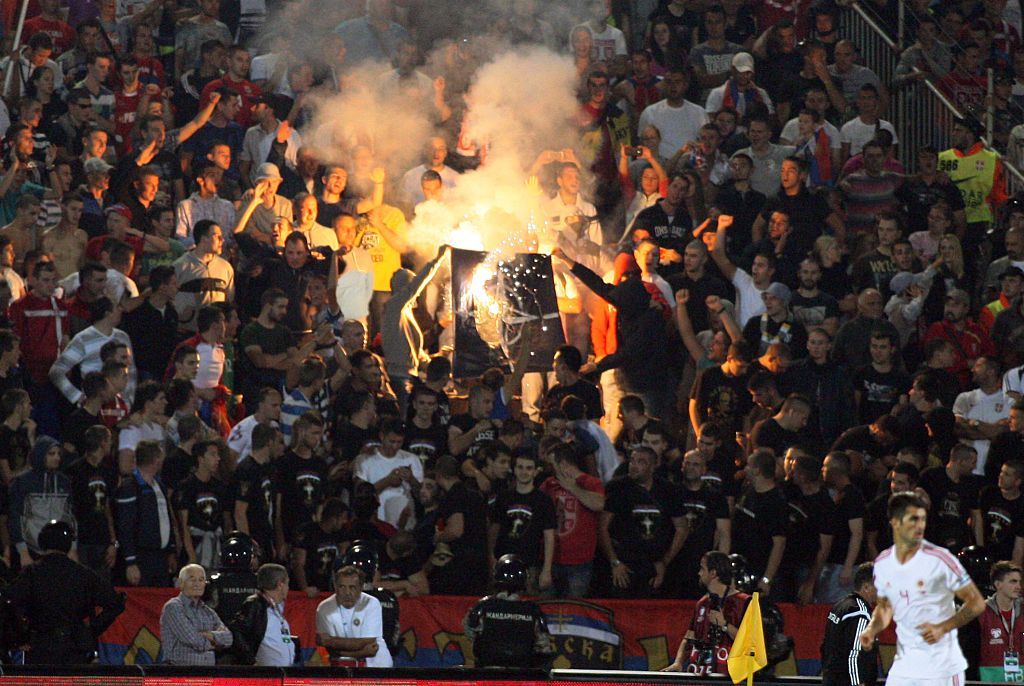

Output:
xmin=41 ymin=192 xmax=88 ymax=278
xmin=0 ymin=194 xmax=42 ymax=270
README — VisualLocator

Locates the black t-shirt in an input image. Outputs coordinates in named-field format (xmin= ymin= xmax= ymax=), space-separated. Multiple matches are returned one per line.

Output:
xmin=760 ymin=189 xmax=830 ymax=258
xmin=274 ymin=451 xmax=329 ymax=538
xmin=691 ymin=366 xmax=753 ymax=434
xmin=790 ymin=291 xmax=840 ymax=331
xmin=865 ymin=492 xmax=892 ymax=554
xmin=65 ymin=456 xmax=117 ymax=546
xmin=335 ymin=422 xmax=380 ymax=462
xmin=980 ymin=485 xmax=1024 ymax=560
xmin=63 ymin=407 xmax=103 ymax=455
xmin=851 ymin=250 xmax=899 ymax=297
xmin=743 ymin=314 xmax=809 ymax=359
xmin=679 ymin=482 xmax=729 ymax=559
xmin=544 ymin=379 xmax=604 ymax=421
xmin=405 ymin=380 xmax=451 ymax=427
xmin=449 ymin=413 xmax=499 ymax=459
xmin=704 ymin=444 xmax=744 ymax=500
xmin=490 ymin=487 xmax=557 ymax=567
xmin=632 ymin=202 xmax=694 ymax=273
xmin=604 ymin=476 xmax=683 ymax=562
xmin=828 ymin=483 xmax=867 ymax=565
xmin=853 ymin=364 xmax=911 ymax=424
xmin=832 ymin=425 xmax=894 ymax=461
xmin=294 ymin=521 xmax=344 ymax=591
xmin=751 ymin=417 xmax=816 ymax=457
xmin=161 ymin=447 xmax=194 ymax=498
xmin=403 ymin=421 xmax=448 ymax=469
xmin=0 ymin=425 xmax=31 ymax=475
xmin=896 ymin=177 xmax=966 ymax=232
xmin=819 ymin=257 xmax=853 ymax=301
xmin=665 ymin=272 xmax=734 ymax=334
xmin=234 ymin=457 xmax=275 ymax=551
xmin=438 ymin=481 xmax=488 ymax=562
xmin=731 ymin=485 xmax=788 ymax=577
xmin=781 ymin=483 xmax=837 ymax=569
xmin=711 ymin=183 xmax=766 ymax=259
xmin=919 ymin=467 xmax=979 ymax=550
xmin=175 ymin=473 xmax=230 ymax=533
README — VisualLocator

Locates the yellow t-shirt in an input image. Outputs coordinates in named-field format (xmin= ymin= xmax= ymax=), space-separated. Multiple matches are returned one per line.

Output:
xmin=356 ymin=204 xmax=406 ymax=292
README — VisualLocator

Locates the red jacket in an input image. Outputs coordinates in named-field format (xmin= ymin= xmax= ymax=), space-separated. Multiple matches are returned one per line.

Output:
xmin=979 ymin=597 xmax=1024 ymax=671
xmin=8 ymin=292 xmax=68 ymax=384
xmin=921 ymin=318 xmax=996 ymax=387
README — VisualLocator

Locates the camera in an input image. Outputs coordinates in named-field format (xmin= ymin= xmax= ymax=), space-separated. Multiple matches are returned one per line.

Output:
xmin=631 ymin=147 xmax=644 ymax=158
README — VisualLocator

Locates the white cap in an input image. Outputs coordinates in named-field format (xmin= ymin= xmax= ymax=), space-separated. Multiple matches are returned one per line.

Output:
xmin=732 ymin=52 xmax=755 ymax=73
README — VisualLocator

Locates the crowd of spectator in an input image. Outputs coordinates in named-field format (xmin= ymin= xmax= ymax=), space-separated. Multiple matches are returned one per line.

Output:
xmin=0 ymin=0 xmax=1020 ymax=614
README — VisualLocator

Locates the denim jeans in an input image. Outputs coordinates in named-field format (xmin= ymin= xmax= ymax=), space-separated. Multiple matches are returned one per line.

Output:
xmin=550 ymin=562 xmax=593 ymax=598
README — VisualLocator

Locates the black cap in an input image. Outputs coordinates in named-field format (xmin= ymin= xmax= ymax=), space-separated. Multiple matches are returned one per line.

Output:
xmin=954 ymin=116 xmax=985 ymax=137
xmin=38 ymin=520 xmax=74 ymax=553
xmin=1001 ymin=266 xmax=1024 ymax=280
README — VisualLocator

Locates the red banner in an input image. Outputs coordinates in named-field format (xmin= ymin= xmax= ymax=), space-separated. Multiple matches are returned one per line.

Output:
xmin=99 ymin=590 xmax=895 ymax=675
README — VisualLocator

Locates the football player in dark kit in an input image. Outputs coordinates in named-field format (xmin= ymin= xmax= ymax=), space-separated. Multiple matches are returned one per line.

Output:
xmin=7 ymin=520 xmax=125 ymax=664
xmin=463 ymin=554 xmax=555 ymax=668
xmin=820 ymin=562 xmax=879 ymax=686
xmin=207 ymin=531 xmax=259 ymax=626
xmin=342 ymin=541 xmax=400 ymax=657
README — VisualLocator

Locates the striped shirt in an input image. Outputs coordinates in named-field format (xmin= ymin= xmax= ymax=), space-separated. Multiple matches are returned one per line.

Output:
xmin=280 ymin=387 xmax=314 ymax=439
xmin=49 ymin=325 xmax=137 ymax=404
xmin=840 ymin=170 xmax=902 ymax=235
xmin=159 ymin=594 xmax=232 ymax=665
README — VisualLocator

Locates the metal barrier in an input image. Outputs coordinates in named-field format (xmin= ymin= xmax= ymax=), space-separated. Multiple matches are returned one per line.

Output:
xmin=838 ymin=1 xmax=1024 ymax=196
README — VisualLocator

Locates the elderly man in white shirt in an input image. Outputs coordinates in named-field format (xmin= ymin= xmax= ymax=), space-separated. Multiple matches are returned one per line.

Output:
xmin=316 ymin=565 xmax=393 ymax=667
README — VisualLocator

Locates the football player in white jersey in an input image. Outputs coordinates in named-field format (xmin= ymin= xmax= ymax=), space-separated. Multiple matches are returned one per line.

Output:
xmin=858 ymin=492 xmax=985 ymax=686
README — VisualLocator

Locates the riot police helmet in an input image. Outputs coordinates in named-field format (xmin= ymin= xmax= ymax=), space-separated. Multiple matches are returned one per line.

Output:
xmin=493 ymin=554 xmax=528 ymax=593
xmin=342 ymin=540 xmax=380 ymax=582
xmin=38 ymin=520 xmax=74 ymax=553
xmin=221 ymin=531 xmax=255 ymax=571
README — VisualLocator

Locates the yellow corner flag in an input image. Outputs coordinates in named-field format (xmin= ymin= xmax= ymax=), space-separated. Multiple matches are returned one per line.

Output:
xmin=727 ymin=591 xmax=768 ymax=685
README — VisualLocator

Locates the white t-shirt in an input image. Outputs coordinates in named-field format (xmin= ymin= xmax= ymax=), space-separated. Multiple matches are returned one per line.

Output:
xmin=731 ymin=268 xmax=766 ymax=326
xmin=227 ymin=415 xmax=280 ymax=462
xmin=952 ymin=388 xmax=1012 ymax=475
xmin=399 ymin=164 xmax=459 ymax=206
xmin=779 ymin=117 xmax=842 ymax=149
xmin=873 ymin=542 xmax=971 ymax=679
xmin=354 ymin=449 xmax=423 ymax=526
xmin=1003 ymin=364 xmax=1024 ymax=398
xmin=295 ymin=222 xmax=339 ymax=251
xmin=571 ymin=24 xmax=627 ymax=61
xmin=638 ymin=99 xmax=709 ymax=161
xmin=118 ymin=421 xmax=166 ymax=451
xmin=315 ymin=593 xmax=393 ymax=667
xmin=839 ymin=117 xmax=898 ymax=156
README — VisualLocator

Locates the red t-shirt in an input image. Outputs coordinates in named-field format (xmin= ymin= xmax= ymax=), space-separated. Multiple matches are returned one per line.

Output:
xmin=113 ymin=88 xmax=141 ymax=154
xmin=22 ymin=16 xmax=76 ymax=55
xmin=135 ymin=55 xmax=165 ymax=88
xmin=200 ymin=75 xmax=262 ymax=128
xmin=685 ymin=592 xmax=750 ymax=675
xmin=540 ymin=472 xmax=605 ymax=565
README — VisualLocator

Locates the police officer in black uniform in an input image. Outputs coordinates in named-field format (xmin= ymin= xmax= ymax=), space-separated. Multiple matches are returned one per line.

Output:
xmin=207 ymin=531 xmax=259 ymax=626
xmin=342 ymin=540 xmax=400 ymax=656
xmin=7 ymin=520 xmax=125 ymax=664
xmin=821 ymin=562 xmax=879 ymax=686
xmin=463 ymin=554 xmax=555 ymax=668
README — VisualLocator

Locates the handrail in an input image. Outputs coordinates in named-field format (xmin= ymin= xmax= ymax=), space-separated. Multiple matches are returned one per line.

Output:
xmin=843 ymin=1 xmax=1024 ymax=193
xmin=847 ymin=1 xmax=897 ymax=49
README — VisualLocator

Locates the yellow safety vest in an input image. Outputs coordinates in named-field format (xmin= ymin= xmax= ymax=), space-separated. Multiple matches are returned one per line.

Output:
xmin=938 ymin=146 xmax=1000 ymax=224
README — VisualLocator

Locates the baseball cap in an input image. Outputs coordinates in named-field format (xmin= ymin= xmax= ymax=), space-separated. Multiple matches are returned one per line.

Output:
xmin=732 ymin=52 xmax=755 ymax=74
xmin=104 ymin=204 xmax=132 ymax=222
xmin=889 ymin=271 xmax=916 ymax=295
xmin=254 ymin=162 xmax=282 ymax=181
xmin=1000 ymin=266 xmax=1024 ymax=280
xmin=763 ymin=282 xmax=791 ymax=304
xmin=83 ymin=157 xmax=113 ymax=175
xmin=946 ymin=288 xmax=971 ymax=305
